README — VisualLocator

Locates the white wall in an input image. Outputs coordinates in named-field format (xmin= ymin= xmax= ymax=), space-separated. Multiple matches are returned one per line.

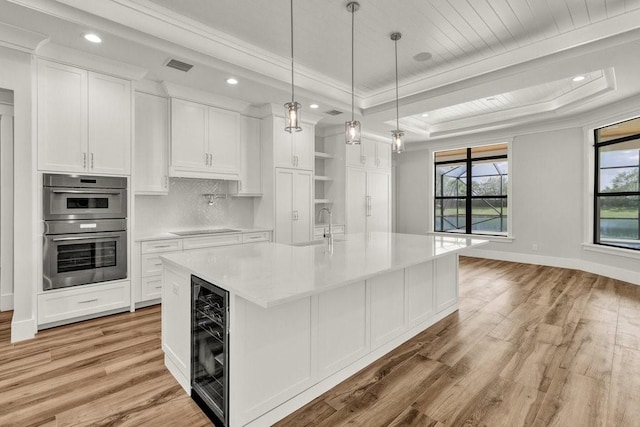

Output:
xmin=396 ymin=126 xmax=640 ymax=285
xmin=0 ymin=46 xmax=37 ymax=341
xmin=0 ymin=102 xmax=14 ymax=311
xmin=134 ymin=178 xmax=254 ymax=236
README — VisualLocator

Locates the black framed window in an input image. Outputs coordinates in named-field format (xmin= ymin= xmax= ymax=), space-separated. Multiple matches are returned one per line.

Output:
xmin=594 ymin=117 xmax=640 ymax=250
xmin=434 ymin=144 xmax=508 ymax=236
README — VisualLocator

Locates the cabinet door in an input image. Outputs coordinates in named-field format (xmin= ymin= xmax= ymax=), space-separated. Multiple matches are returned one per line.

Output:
xmin=346 ymin=167 xmax=367 ymax=234
xmin=171 ymin=98 xmax=208 ymax=171
xmin=376 ymin=141 xmax=392 ymax=169
xmin=275 ymin=169 xmax=294 ymax=244
xmin=370 ymin=270 xmax=405 ymax=350
xmin=361 ymin=139 xmax=377 ymax=169
xmin=134 ymin=92 xmax=168 ymax=194
xmin=37 ymin=60 xmax=87 ymax=172
xmin=273 ymin=116 xmax=294 ymax=168
xmin=346 ymin=143 xmax=363 ymax=167
xmin=293 ymin=122 xmax=314 ymax=170
xmin=88 ymin=73 xmax=131 ymax=175
xmin=237 ymin=116 xmax=262 ymax=194
xmin=292 ymin=170 xmax=312 ymax=243
xmin=367 ymin=171 xmax=391 ymax=233
xmin=209 ymin=107 xmax=240 ymax=173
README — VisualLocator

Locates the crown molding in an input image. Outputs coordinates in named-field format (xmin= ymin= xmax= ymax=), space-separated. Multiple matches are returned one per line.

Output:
xmin=162 ymin=81 xmax=251 ymax=113
xmin=0 ymin=19 xmax=49 ymax=53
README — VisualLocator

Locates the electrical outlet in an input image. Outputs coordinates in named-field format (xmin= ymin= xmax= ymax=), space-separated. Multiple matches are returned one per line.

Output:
xmin=532 ymin=244 xmax=538 ymax=251
xmin=172 ymin=283 xmax=179 ymax=295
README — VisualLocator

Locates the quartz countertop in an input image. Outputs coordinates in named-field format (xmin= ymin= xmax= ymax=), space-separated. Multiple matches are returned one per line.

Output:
xmin=160 ymin=232 xmax=488 ymax=308
xmin=135 ymin=227 xmax=272 ymax=242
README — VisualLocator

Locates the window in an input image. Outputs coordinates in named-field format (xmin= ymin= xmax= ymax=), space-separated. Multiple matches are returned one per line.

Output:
xmin=594 ymin=117 xmax=640 ymax=250
xmin=434 ymin=144 xmax=508 ymax=236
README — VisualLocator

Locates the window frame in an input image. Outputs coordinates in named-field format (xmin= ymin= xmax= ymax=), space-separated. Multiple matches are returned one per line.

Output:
xmin=434 ymin=145 xmax=509 ymax=237
xmin=593 ymin=124 xmax=640 ymax=251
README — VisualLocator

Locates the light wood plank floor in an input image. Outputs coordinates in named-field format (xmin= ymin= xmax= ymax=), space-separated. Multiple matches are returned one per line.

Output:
xmin=1 ymin=258 xmax=639 ymax=426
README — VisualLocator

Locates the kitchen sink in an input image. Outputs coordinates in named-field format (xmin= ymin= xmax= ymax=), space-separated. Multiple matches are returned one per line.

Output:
xmin=170 ymin=228 xmax=241 ymax=236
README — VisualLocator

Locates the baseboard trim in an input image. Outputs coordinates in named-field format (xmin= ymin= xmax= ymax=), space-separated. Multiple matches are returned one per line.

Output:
xmin=465 ymin=249 xmax=639 ymax=286
xmin=0 ymin=293 xmax=14 ymax=311
xmin=11 ymin=316 xmax=36 ymax=343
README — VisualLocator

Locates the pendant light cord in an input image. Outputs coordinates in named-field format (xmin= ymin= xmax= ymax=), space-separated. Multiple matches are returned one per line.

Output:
xmin=394 ymin=37 xmax=399 ymax=131
xmin=290 ymin=0 xmax=295 ymax=103
xmin=351 ymin=4 xmax=355 ymax=121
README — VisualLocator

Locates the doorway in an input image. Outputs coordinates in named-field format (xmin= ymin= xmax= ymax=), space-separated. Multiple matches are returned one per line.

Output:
xmin=0 ymin=88 xmax=14 ymax=311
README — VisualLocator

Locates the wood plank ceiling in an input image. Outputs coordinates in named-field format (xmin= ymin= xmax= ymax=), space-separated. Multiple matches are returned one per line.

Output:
xmin=145 ymin=0 xmax=640 ymax=96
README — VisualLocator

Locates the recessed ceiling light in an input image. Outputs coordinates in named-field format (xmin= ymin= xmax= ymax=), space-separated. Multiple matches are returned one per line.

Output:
xmin=486 ymin=97 xmax=497 ymax=101
xmin=310 ymin=104 xmax=319 ymax=109
xmin=421 ymin=113 xmax=429 ymax=117
xmin=83 ymin=33 xmax=102 ymax=43
xmin=413 ymin=52 xmax=432 ymax=62
xmin=572 ymin=75 xmax=585 ymax=82
xmin=226 ymin=78 xmax=238 ymax=85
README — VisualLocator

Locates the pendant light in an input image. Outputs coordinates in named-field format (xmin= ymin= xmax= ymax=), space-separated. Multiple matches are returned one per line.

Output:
xmin=345 ymin=2 xmax=361 ymax=145
xmin=391 ymin=32 xmax=404 ymax=153
xmin=284 ymin=0 xmax=301 ymax=133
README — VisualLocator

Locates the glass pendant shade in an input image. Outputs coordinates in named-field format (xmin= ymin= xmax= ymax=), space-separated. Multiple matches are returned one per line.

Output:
xmin=345 ymin=120 xmax=361 ymax=145
xmin=392 ymin=130 xmax=404 ymax=153
xmin=284 ymin=101 xmax=302 ymax=132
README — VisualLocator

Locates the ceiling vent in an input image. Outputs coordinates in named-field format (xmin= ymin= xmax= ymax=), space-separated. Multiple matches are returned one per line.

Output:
xmin=324 ymin=109 xmax=343 ymax=116
xmin=165 ymin=59 xmax=194 ymax=72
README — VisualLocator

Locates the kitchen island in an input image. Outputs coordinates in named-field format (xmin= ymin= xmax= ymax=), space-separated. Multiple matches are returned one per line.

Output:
xmin=160 ymin=232 xmax=487 ymax=426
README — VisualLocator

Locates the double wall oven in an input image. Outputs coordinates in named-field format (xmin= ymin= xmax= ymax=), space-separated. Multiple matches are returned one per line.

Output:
xmin=43 ymin=174 xmax=128 ymax=291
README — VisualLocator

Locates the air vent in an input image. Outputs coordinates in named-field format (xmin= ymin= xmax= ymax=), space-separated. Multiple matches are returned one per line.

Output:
xmin=165 ymin=59 xmax=194 ymax=72
xmin=324 ymin=109 xmax=343 ymax=116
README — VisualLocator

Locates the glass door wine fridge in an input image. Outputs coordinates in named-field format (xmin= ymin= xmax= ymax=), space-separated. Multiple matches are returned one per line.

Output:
xmin=191 ymin=275 xmax=229 ymax=426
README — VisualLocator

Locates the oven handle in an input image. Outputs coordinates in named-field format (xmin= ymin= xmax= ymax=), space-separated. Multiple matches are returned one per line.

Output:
xmin=51 ymin=189 xmax=123 ymax=195
xmin=52 ymin=233 xmax=123 ymax=242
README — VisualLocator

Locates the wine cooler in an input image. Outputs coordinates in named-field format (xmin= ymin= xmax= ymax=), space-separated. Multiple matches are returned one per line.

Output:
xmin=191 ymin=275 xmax=229 ymax=426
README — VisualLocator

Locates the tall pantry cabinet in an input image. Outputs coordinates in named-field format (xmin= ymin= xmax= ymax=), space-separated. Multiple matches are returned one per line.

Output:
xmin=254 ymin=106 xmax=319 ymax=244
xmin=320 ymin=131 xmax=392 ymax=235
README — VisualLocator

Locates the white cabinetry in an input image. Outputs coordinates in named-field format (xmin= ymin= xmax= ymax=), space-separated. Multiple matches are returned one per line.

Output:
xmin=170 ymin=98 xmax=240 ymax=179
xmin=38 ymin=281 xmax=130 ymax=326
xmin=275 ymin=169 xmax=312 ymax=244
xmin=346 ymin=168 xmax=391 ymax=234
xmin=139 ymin=239 xmax=183 ymax=301
xmin=134 ymin=92 xmax=168 ymax=194
xmin=274 ymin=117 xmax=314 ymax=170
xmin=37 ymin=59 xmax=131 ymax=175
xmin=229 ymin=116 xmax=262 ymax=196
xmin=370 ymin=270 xmax=405 ymax=350
xmin=346 ymin=139 xmax=391 ymax=170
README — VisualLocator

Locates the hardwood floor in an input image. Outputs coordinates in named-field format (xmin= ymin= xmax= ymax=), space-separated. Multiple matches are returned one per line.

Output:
xmin=0 ymin=258 xmax=638 ymax=426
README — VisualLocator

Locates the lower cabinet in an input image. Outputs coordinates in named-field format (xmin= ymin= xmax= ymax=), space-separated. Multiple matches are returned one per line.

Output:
xmin=369 ymin=270 xmax=405 ymax=350
xmin=317 ymin=281 xmax=367 ymax=377
xmin=37 ymin=280 xmax=130 ymax=326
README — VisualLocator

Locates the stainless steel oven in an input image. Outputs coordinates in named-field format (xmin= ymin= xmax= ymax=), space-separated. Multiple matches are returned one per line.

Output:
xmin=43 ymin=174 xmax=128 ymax=291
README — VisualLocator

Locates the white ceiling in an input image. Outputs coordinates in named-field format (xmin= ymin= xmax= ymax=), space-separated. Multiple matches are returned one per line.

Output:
xmin=3 ymin=0 xmax=640 ymax=144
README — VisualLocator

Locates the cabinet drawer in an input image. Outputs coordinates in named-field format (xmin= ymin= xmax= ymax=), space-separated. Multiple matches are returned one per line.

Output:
xmin=242 ymin=231 xmax=270 ymax=243
xmin=314 ymin=225 xmax=345 ymax=238
xmin=38 ymin=281 xmax=130 ymax=325
xmin=183 ymin=233 xmax=242 ymax=250
xmin=141 ymin=276 xmax=162 ymax=301
xmin=141 ymin=254 xmax=167 ymax=277
xmin=141 ymin=239 xmax=183 ymax=254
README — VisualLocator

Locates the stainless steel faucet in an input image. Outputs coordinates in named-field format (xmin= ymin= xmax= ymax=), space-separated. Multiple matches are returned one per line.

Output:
xmin=318 ymin=207 xmax=333 ymax=249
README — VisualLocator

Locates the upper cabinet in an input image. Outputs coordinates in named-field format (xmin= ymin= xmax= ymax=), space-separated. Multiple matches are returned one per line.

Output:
xmin=346 ymin=138 xmax=391 ymax=170
xmin=170 ymin=98 xmax=240 ymax=179
xmin=229 ymin=116 xmax=262 ymax=196
xmin=134 ymin=92 xmax=168 ymax=194
xmin=273 ymin=116 xmax=314 ymax=170
xmin=37 ymin=59 xmax=131 ymax=175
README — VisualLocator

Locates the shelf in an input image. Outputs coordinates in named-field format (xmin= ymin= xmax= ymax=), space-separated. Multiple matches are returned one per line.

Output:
xmin=314 ymin=151 xmax=333 ymax=159
xmin=314 ymin=175 xmax=331 ymax=181
xmin=314 ymin=199 xmax=332 ymax=204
